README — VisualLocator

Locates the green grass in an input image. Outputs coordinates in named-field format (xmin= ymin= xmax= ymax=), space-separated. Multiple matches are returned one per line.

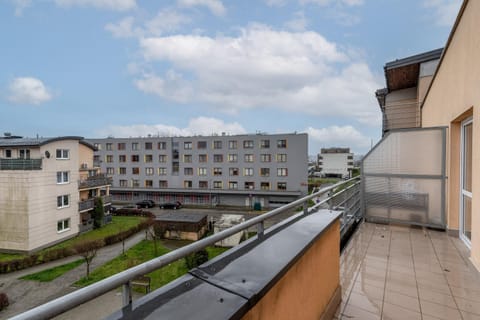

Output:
xmin=75 ymin=240 xmax=229 ymax=291
xmin=20 ymin=259 xmax=84 ymax=282
xmin=0 ymin=252 xmax=26 ymax=262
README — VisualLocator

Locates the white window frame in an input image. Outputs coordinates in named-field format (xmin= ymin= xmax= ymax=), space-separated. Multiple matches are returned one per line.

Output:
xmin=56 ymin=149 xmax=70 ymax=160
xmin=56 ymin=171 xmax=70 ymax=184
xmin=57 ymin=195 xmax=70 ymax=209
xmin=57 ymin=218 xmax=70 ymax=233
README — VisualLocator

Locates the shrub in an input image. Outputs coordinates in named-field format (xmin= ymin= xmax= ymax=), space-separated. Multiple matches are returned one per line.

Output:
xmin=185 ymin=249 xmax=209 ymax=270
xmin=0 ymin=292 xmax=8 ymax=311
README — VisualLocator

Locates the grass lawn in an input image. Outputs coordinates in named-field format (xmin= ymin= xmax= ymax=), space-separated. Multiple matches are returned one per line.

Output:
xmin=20 ymin=259 xmax=84 ymax=282
xmin=75 ymin=240 xmax=229 ymax=291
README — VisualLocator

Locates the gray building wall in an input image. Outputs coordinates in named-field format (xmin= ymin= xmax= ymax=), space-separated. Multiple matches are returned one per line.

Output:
xmin=88 ymin=133 xmax=308 ymax=208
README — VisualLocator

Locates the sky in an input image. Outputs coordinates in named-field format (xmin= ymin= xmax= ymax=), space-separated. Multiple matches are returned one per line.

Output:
xmin=0 ymin=0 xmax=462 ymax=155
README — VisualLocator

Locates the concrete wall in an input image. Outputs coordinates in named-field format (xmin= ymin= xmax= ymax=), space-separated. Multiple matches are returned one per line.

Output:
xmin=422 ymin=0 xmax=480 ymax=270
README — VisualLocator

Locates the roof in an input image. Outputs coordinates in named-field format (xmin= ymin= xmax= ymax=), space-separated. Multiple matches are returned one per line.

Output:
xmin=155 ymin=212 xmax=207 ymax=223
xmin=385 ymin=48 xmax=443 ymax=70
xmin=0 ymin=136 xmax=89 ymax=148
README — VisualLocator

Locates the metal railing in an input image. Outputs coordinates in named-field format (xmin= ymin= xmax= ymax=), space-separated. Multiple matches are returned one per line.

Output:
xmin=78 ymin=174 xmax=112 ymax=189
xmin=11 ymin=177 xmax=361 ymax=320
xmin=79 ymin=195 xmax=113 ymax=212
xmin=0 ymin=158 xmax=42 ymax=170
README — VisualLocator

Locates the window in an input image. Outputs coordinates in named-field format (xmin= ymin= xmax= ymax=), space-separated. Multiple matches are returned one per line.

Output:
xmin=198 ymin=167 xmax=207 ymax=176
xmin=158 ymin=168 xmax=167 ymax=175
xmin=106 ymin=155 xmax=113 ymax=163
xmin=243 ymin=140 xmax=254 ymax=148
xmin=184 ymin=154 xmax=192 ymax=163
xmin=57 ymin=219 xmax=70 ymax=233
xmin=106 ymin=143 xmax=113 ymax=151
xmin=57 ymin=195 xmax=69 ymax=208
xmin=244 ymin=154 xmax=254 ymax=162
xmin=131 ymin=155 xmax=139 ymax=162
xmin=347 ymin=155 xmax=353 ymax=160
xmin=277 ymin=182 xmax=287 ymax=190
xmin=56 ymin=149 xmax=69 ymax=159
xmin=229 ymin=168 xmax=239 ymax=176
xmin=197 ymin=141 xmax=207 ymax=149
xmin=132 ymin=167 xmax=140 ymax=175
xmin=245 ymin=182 xmax=254 ymax=190
xmin=213 ymin=181 xmax=222 ymax=189
xmin=213 ymin=167 xmax=222 ymax=176
xmin=132 ymin=143 xmax=139 ymax=150
xmin=119 ymin=167 xmax=127 ymax=175
xmin=229 ymin=181 xmax=238 ymax=189
xmin=56 ymin=171 xmax=69 ymax=184
xmin=119 ymin=155 xmax=126 ymax=162
xmin=184 ymin=180 xmax=193 ymax=188
xmin=277 ymin=168 xmax=288 ymax=176
xmin=119 ymin=179 xmax=128 ymax=187
xmin=158 ymin=142 xmax=167 ymax=150
xmin=228 ymin=154 xmax=237 ymax=162
xmin=228 ymin=140 xmax=237 ymax=149
xmin=184 ymin=167 xmax=194 ymax=175
xmin=19 ymin=149 xmax=30 ymax=159
xmin=244 ymin=168 xmax=253 ymax=176
xmin=199 ymin=181 xmax=208 ymax=189
xmin=132 ymin=180 xmax=140 ymax=187
xmin=145 ymin=155 xmax=153 ymax=163
xmin=348 ymin=162 xmax=354 ymax=166
xmin=184 ymin=142 xmax=192 ymax=150
xmin=260 ymin=154 xmax=271 ymax=162
xmin=106 ymin=167 xmax=114 ymax=175
xmin=213 ymin=141 xmax=222 ymax=149
xmin=277 ymin=139 xmax=287 ymax=148
xmin=145 ymin=142 xmax=153 ymax=150
xmin=145 ymin=167 xmax=154 ymax=175
xmin=276 ymin=154 xmax=287 ymax=162
xmin=260 ymin=140 xmax=270 ymax=148
xmin=213 ymin=154 xmax=223 ymax=163
xmin=173 ymin=163 xmax=179 ymax=175
xmin=260 ymin=168 xmax=270 ymax=177
xmin=261 ymin=182 xmax=270 ymax=190
xmin=159 ymin=180 xmax=168 ymax=188
xmin=118 ymin=143 xmax=126 ymax=150
xmin=94 ymin=143 xmax=101 ymax=150
xmin=145 ymin=180 xmax=153 ymax=188
xmin=5 ymin=149 xmax=12 ymax=158
xmin=199 ymin=154 xmax=207 ymax=162
xmin=159 ymin=155 xmax=167 ymax=163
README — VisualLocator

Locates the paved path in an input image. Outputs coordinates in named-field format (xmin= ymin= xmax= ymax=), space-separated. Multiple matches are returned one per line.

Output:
xmin=0 ymin=231 xmax=147 ymax=319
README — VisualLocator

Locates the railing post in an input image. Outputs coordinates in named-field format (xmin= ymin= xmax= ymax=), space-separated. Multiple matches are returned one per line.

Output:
xmin=303 ymin=201 xmax=308 ymax=215
xmin=257 ymin=221 xmax=264 ymax=238
xmin=122 ymin=281 xmax=132 ymax=308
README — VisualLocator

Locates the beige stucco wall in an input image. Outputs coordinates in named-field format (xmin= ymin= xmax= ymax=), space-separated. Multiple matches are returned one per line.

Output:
xmin=241 ymin=221 xmax=340 ymax=320
xmin=422 ymin=0 xmax=480 ymax=269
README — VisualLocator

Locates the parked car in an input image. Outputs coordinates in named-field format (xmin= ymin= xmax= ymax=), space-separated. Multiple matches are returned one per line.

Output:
xmin=136 ymin=200 xmax=156 ymax=208
xmin=159 ymin=201 xmax=182 ymax=209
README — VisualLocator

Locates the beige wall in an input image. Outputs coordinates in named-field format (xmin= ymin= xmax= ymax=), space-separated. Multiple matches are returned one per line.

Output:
xmin=384 ymin=88 xmax=420 ymax=130
xmin=422 ymin=0 xmax=480 ymax=269
xmin=241 ymin=221 xmax=340 ymax=320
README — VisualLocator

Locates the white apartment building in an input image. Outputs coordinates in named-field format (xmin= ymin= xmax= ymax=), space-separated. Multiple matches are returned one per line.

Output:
xmin=318 ymin=148 xmax=354 ymax=179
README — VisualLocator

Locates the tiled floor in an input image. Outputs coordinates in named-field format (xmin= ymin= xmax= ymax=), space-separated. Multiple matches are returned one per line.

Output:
xmin=336 ymin=222 xmax=480 ymax=320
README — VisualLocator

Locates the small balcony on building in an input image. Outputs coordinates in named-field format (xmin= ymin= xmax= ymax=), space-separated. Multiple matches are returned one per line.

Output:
xmin=79 ymin=195 xmax=112 ymax=212
xmin=78 ymin=174 xmax=112 ymax=190
xmin=0 ymin=158 xmax=42 ymax=170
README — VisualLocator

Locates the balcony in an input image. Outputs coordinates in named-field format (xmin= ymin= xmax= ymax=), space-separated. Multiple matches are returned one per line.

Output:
xmin=0 ymin=158 xmax=42 ymax=170
xmin=79 ymin=195 xmax=112 ymax=212
xmin=78 ymin=174 xmax=112 ymax=189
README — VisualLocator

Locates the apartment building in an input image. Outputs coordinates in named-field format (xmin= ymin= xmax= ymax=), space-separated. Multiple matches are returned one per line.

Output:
xmin=375 ymin=48 xmax=443 ymax=136
xmin=88 ymin=133 xmax=308 ymax=208
xmin=317 ymin=148 xmax=353 ymax=179
xmin=0 ymin=135 xmax=111 ymax=253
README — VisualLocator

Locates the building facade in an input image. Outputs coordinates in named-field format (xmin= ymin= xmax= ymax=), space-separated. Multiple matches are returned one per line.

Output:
xmin=318 ymin=148 xmax=353 ymax=179
xmin=0 ymin=135 xmax=111 ymax=253
xmin=88 ymin=133 xmax=308 ymax=209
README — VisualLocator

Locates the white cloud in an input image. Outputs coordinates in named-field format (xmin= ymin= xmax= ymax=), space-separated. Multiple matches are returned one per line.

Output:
xmin=54 ymin=0 xmax=137 ymax=11
xmin=285 ymin=11 xmax=308 ymax=31
xmin=96 ymin=117 xmax=246 ymax=137
xmin=7 ymin=77 xmax=53 ymax=105
xmin=305 ymin=125 xmax=371 ymax=153
xmin=105 ymin=17 xmax=141 ymax=38
xmin=11 ymin=0 xmax=31 ymax=16
xmin=135 ymin=24 xmax=381 ymax=125
xmin=177 ymin=0 xmax=226 ymax=16
xmin=423 ymin=0 xmax=462 ymax=27
xmin=265 ymin=0 xmax=288 ymax=6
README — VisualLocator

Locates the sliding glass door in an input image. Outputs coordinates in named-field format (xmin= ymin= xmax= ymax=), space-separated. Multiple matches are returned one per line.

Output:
xmin=460 ymin=118 xmax=473 ymax=247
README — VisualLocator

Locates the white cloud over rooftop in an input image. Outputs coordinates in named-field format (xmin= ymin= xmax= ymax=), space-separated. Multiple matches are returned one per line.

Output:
xmin=7 ymin=77 xmax=53 ymax=105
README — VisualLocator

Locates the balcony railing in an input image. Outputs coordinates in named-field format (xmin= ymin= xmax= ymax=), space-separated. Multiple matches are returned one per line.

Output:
xmin=79 ymin=195 xmax=113 ymax=212
xmin=78 ymin=219 xmax=94 ymax=233
xmin=0 ymin=158 xmax=42 ymax=170
xmin=78 ymin=174 xmax=112 ymax=189
xmin=11 ymin=177 xmax=361 ymax=320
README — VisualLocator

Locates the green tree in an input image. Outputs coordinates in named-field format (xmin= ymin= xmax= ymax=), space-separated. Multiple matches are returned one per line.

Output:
xmin=92 ymin=197 xmax=105 ymax=229
xmin=74 ymin=240 xmax=104 ymax=279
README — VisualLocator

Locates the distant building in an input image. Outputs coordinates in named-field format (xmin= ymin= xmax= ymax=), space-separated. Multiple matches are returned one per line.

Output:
xmin=317 ymin=148 xmax=353 ymax=179
xmin=88 ymin=133 xmax=308 ymax=209
xmin=0 ymin=135 xmax=111 ymax=253
xmin=375 ymin=48 xmax=443 ymax=136
xmin=154 ymin=212 xmax=207 ymax=241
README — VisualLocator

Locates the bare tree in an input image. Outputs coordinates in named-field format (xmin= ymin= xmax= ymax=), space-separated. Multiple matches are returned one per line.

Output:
xmin=74 ymin=240 xmax=104 ymax=279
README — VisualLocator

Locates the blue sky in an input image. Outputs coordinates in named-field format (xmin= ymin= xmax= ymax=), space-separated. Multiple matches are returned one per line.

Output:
xmin=0 ymin=0 xmax=462 ymax=155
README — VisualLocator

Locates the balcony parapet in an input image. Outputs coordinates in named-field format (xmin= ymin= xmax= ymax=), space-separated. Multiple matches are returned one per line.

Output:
xmin=79 ymin=195 xmax=112 ymax=212
xmin=78 ymin=174 xmax=112 ymax=189
xmin=0 ymin=158 xmax=42 ymax=170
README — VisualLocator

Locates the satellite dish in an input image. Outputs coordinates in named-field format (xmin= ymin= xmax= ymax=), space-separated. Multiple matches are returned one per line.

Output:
xmin=45 ymin=151 xmax=50 ymax=158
